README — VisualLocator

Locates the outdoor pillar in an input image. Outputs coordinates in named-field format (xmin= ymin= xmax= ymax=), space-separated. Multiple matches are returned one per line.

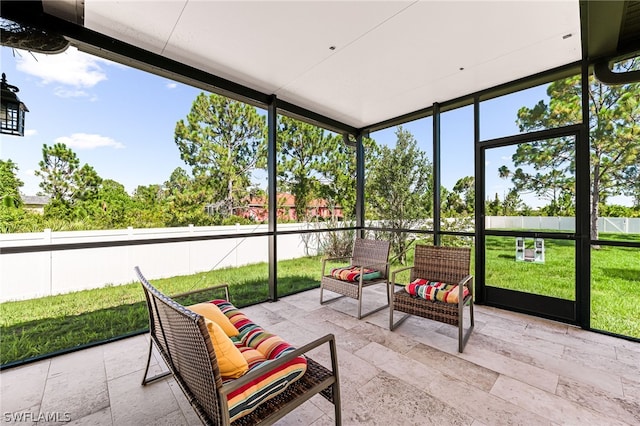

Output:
xmin=576 ymin=59 xmax=591 ymax=328
xmin=267 ymin=95 xmax=278 ymax=301
xmin=355 ymin=132 xmax=365 ymax=239
xmin=473 ymin=96 xmax=486 ymax=304
xmin=433 ymin=102 xmax=441 ymax=246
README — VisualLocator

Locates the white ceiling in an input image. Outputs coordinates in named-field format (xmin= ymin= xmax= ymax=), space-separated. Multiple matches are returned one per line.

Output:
xmin=55 ymin=0 xmax=582 ymax=129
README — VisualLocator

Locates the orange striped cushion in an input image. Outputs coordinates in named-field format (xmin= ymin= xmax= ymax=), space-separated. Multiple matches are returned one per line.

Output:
xmin=213 ymin=300 xmax=307 ymax=423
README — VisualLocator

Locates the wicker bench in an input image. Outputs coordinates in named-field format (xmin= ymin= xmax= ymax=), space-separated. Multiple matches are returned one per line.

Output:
xmin=135 ymin=267 xmax=342 ymax=425
xmin=389 ymin=245 xmax=474 ymax=353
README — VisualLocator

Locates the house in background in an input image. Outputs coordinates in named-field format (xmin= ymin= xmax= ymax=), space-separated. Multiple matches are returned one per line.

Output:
xmin=21 ymin=195 xmax=50 ymax=214
xmin=241 ymin=193 xmax=343 ymax=222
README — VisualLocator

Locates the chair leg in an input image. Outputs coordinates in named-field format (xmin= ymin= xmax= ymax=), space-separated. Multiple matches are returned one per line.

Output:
xmin=458 ymin=299 xmax=475 ymax=353
xmin=357 ymin=281 xmax=363 ymax=319
xmin=356 ymin=281 xmax=389 ymax=319
xmin=320 ymin=281 xmax=348 ymax=305
xmin=142 ymin=339 xmax=171 ymax=385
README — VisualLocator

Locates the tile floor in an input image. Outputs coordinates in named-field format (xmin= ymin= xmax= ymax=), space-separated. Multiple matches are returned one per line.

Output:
xmin=1 ymin=285 xmax=639 ymax=425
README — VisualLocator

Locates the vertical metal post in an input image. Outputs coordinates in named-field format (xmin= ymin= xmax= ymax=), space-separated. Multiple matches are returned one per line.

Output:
xmin=433 ymin=102 xmax=441 ymax=246
xmin=267 ymin=95 xmax=278 ymax=301
xmin=473 ymin=96 xmax=486 ymax=303
xmin=576 ymin=60 xmax=591 ymax=328
xmin=355 ymin=132 xmax=365 ymax=239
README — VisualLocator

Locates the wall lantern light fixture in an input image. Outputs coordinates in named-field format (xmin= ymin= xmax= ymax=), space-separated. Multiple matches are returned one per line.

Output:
xmin=1 ymin=73 xmax=28 ymax=137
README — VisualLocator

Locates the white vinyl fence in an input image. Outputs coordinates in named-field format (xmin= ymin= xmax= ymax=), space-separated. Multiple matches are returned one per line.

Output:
xmin=1 ymin=217 xmax=637 ymax=302
xmin=485 ymin=216 xmax=640 ymax=233
xmin=0 ymin=223 xmax=333 ymax=302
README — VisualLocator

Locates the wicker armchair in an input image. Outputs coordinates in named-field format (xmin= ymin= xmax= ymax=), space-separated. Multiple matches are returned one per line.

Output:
xmin=320 ymin=238 xmax=391 ymax=319
xmin=389 ymin=245 xmax=474 ymax=352
xmin=135 ymin=267 xmax=342 ymax=425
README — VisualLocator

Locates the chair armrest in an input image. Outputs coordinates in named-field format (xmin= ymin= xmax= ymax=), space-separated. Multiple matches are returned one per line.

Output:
xmin=458 ymin=275 xmax=473 ymax=304
xmin=391 ymin=266 xmax=414 ymax=286
xmin=322 ymin=256 xmax=351 ymax=276
xmin=219 ymin=333 xmax=339 ymax=396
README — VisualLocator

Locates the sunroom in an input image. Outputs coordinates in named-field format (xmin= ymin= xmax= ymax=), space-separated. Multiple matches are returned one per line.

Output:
xmin=1 ymin=0 xmax=639 ymax=424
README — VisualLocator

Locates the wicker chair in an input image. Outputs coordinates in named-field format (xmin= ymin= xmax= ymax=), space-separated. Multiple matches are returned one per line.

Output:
xmin=135 ymin=267 xmax=342 ymax=425
xmin=320 ymin=238 xmax=391 ymax=319
xmin=389 ymin=245 xmax=474 ymax=352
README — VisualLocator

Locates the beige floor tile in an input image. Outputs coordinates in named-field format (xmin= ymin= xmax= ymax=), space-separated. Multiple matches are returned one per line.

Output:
xmin=2 ymin=297 xmax=635 ymax=426
xmin=41 ymin=348 xmax=109 ymax=421
xmin=66 ymin=407 xmax=112 ymax=426
xmin=309 ymin=414 xmax=336 ymax=426
xmin=0 ymin=404 xmax=40 ymax=426
xmin=478 ymin=321 xmax=565 ymax=357
xmin=354 ymin=342 xmax=441 ymax=391
xmin=107 ymin=370 xmax=180 ymax=425
xmin=426 ymin=373 xmax=550 ymax=426
xmin=621 ymin=375 xmax=640 ymax=401
xmin=342 ymin=371 xmax=473 ymax=425
xmin=615 ymin=344 xmax=640 ymax=370
xmin=556 ymin=375 xmax=640 ymax=425
xmin=0 ymin=359 xmax=49 ymax=413
xmin=405 ymin=342 xmax=499 ymax=392
xmin=563 ymin=344 xmax=638 ymax=378
xmin=525 ymin=323 xmax=618 ymax=359
xmin=469 ymin=328 xmax=624 ymax=397
xmin=166 ymin=378 xmax=202 ymax=425
xmin=273 ymin=400 xmax=325 ymax=425
xmin=459 ymin=344 xmax=559 ymax=393
xmin=103 ymin=334 xmax=152 ymax=381
xmin=490 ymin=375 xmax=628 ymax=425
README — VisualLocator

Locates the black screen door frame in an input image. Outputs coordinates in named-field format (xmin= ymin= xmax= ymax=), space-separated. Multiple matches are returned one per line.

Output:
xmin=474 ymin=124 xmax=587 ymax=325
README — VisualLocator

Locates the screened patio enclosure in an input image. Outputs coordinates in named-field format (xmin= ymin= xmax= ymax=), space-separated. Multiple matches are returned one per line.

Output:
xmin=1 ymin=0 xmax=639 ymax=343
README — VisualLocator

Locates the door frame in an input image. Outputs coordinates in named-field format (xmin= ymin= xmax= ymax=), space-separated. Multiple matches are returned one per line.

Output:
xmin=474 ymin=124 xmax=587 ymax=325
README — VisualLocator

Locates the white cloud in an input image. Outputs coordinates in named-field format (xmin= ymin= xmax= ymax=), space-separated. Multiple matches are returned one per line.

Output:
xmin=500 ymin=156 xmax=510 ymax=161
xmin=25 ymin=169 xmax=36 ymax=176
xmin=55 ymin=133 xmax=125 ymax=150
xmin=53 ymin=87 xmax=90 ymax=98
xmin=16 ymin=47 xmax=111 ymax=88
xmin=166 ymin=82 xmax=177 ymax=89
xmin=24 ymin=129 xmax=38 ymax=137
xmin=485 ymin=160 xmax=491 ymax=166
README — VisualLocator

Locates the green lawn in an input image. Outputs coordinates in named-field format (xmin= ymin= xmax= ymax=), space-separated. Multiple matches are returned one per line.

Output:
xmin=1 ymin=235 xmax=638 ymax=366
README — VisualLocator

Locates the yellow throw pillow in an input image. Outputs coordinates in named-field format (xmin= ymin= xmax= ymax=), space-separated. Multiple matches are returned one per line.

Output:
xmin=188 ymin=302 xmax=239 ymax=337
xmin=204 ymin=319 xmax=248 ymax=379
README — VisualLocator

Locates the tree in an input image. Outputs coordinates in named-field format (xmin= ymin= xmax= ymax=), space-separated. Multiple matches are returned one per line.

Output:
xmin=621 ymin=163 xmax=640 ymax=208
xmin=277 ymin=116 xmax=333 ymax=220
xmin=93 ymin=179 xmax=132 ymax=227
xmin=174 ymin=93 xmax=266 ymax=216
xmin=35 ymin=143 xmax=80 ymax=204
xmin=500 ymin=58 xmax=640 ymax=239
xmin=163 ymin=167 xmax=213 ymax=226
xmin=367 ymin=126 xmax=432 ymax=264
xmin=317 ymin=136 xmax=378 ymax=220
xmin=502 ymin=188 xmax=524 ymax=215
xmin=444 ymin=176 xmax=475 ymax=215
xmin=73 ymin=163 xmax=102 ymax=203
xmin=0 ymin=159 xmax=24 ymax=208
xmin=36 ymin=143 xmax=103 ymax=221
xmin=485 ymin=193 xmax=501 ymax=216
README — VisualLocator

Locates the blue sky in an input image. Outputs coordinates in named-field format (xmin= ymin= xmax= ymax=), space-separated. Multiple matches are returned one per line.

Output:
xmin=3 ymin=45 xmax=626 ymax=208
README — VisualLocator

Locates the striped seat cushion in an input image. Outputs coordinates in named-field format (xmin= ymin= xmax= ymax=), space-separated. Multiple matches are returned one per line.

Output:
xmin=329 ymin=265 xmax=381 ymax=282
xmin=213 ymin=300 xmax=307 ymax=423
xmin=405 ymin=279 xmax=469 ymax=304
